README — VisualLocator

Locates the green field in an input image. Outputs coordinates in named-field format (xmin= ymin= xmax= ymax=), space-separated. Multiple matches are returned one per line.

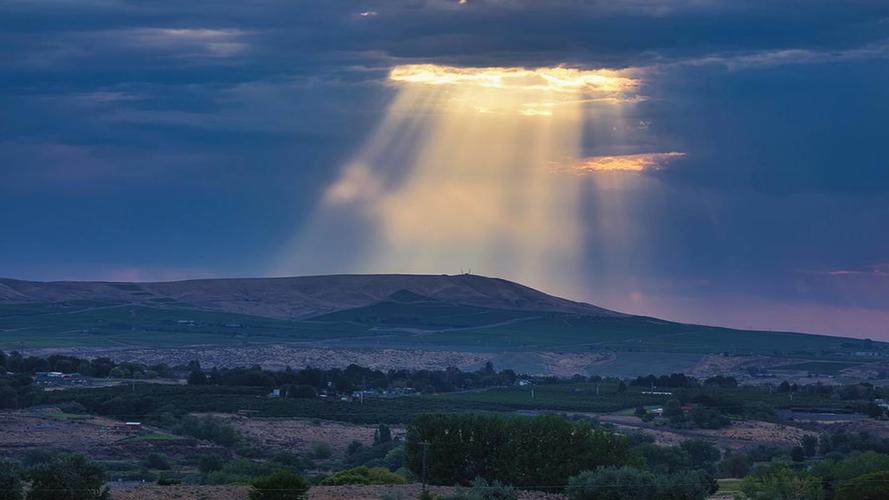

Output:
xmin=0 ymin=299 xmax=880 ymax=357
xmin=34 ymin=380 xmax=858 ymax=425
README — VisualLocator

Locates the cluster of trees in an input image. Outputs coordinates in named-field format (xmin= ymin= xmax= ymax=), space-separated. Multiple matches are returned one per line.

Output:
xmin=0 ymin=351 xmax=175 ymax=378
xmin=0 ymin=350 xmax=174 ymax=379
xmin=566 ymin=466 xmax=717 ymax=500
xmin=0 ymin=453 xmax=109 ymax=500
xmin=187 ymin=361 xmax=522 ymax=395
xmin=405 ymin=413 xmax=630 ymax=489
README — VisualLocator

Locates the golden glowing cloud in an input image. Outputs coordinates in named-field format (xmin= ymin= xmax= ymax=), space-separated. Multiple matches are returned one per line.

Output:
xmin=389 ymin=64 xmax=639 ymax=97
xmin=569 ymin=152 xmax=685 ymax=173
xmin=277 ymin=62 xmax=649 ymax=294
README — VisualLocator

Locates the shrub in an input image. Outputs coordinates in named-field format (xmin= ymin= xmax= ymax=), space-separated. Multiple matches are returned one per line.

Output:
xmin=719 ymin=452 xmax=750 ymax=478
xmin=740 ymin=464 xmax=824 ymax=500
xmin=206 ymin=459 xmax=276 ymax=484
xmin=156 ymin=476 xmax=181 ymax=486
xmin=249 ymin=470 xmax=310 ymax=500
xmin=567 ymin=467 xmax=658 ymax=500
xmin=835 ymin=470 xmax=889 ymax=500
xmin=27 ymin=454 xmax=110 ymax=500
xmin=447 ymin=477 xmax=518 ymax=500
xmin=198 ymin=454 xmax=225 ymax=474
xmin=347 ymin=440 xmax=364 ymax=456
xmin=310 ymin=442 xmax=332 ymax=460
xmin=566 ymin=466 xmax=715 ymax=500
xmin=143 ymin=453 xmax=171 ymax=470
xmin=320 ymin=466 xmax=406 ymax=486
xmin=177 ymin=415 xmax=240 ymax=447
xmin=0 ymin=460 xmax=23 ymax=500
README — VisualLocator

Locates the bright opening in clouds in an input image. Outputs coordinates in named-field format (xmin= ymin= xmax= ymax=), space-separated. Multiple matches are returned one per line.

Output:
xmin=277 ymin=63 xmax=647 ymax=292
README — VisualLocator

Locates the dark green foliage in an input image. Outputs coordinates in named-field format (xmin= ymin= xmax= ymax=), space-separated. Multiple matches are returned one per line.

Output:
xmin=176 ymin=415 xmax=240 ymax=447
xmin=663 ymin=399 xmax=684 ymax=422
xmin=835 ymin=470 xmax=889 ymax=500
xmin=206 ymin=458 xmax=278 ymax=484
xmin=680 ymin=440 xmax=721 ymax=473
xmin=319 ymin=466 xmax=405 ymax=485
xmin=27 ymin=454 xmax=111 ymax=500
xmin=791 ymin=446 xmax=806 ymax=462
xmin=249 ymin=470 xmax=310 ymax=500
xmin=0 ymin=460 xmax=23 ymax=500
xmin=812 ymin=451 xmax=889 ymax=497
xmin=143 ymin=453 xmax=170 ymax=470
xmin=690 ymin=405 xmax=730 ymax=429
xmin=375 ymin=423 xmax=392 ymax=444
xmin=346 ymin=440 xmax=364 ymax=456
xmin=719 ymin=452 xmax=750 ymax=478
xmin=187 ymin=370 xmax=208 ymax=385
xmin=311 ymin=442 xmax=332 ymax=459
xmin=566 ymin=466 xmax=715 ymax=500
xmin=156 ymin=476 xmax=181 ymax=486
xmin=636 ymin=444 xmax=690 ymax=474
xmin=801 ymin=435 xmax=818 ymax=457
xmin=406 ymin=413 xmax=628 ymax=489
xmin=447 ymin=477 xmax=518 ymax=500
xmin=198 ymin=454 xmax=225 ymax=474
xmin=740 ymin=464 xmax=824 ymax=500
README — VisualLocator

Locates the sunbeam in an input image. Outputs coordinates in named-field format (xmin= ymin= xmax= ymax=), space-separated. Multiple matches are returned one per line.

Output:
xmin=277 ymin=64 xmax=651 ymax=293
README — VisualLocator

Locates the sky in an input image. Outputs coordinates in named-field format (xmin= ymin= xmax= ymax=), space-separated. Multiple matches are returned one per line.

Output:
xmin=2 ymin=0 xmax=889 ymax=339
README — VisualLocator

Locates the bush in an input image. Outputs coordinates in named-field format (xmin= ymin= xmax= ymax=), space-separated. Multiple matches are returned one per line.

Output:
xmin=198 ymin=454 xmax=225 ymax=474
xmin=143 ymin=453 xmax=171 ymax=470
xmin=740 ymin=464 xmax=824 ymax=500
xmin=566 ymin=466 xmax=715 ymax=500
xmin=0 ymin=460 xmax=23 ymax=500
xmin=835 ymin=470 xmax=889 ymax=500
xmin=719 ymin=452 xmax=750 ymax=478
xmin=447 ymin=477 xmax=518 ymax=500
xmin=177 ymin=415 xmax=240 ymax=447
xmin=206 ymin=459 xmax=277 ymax=485
xmin=320 ymin=466 xmax=406 ymax=486
xmin=156 ymin=476 xmax=181 ymax=486
xmin=27 ymin=454 xmax=111 ymax=500
xmin=311 ymin=442 xmax=332 ymax=460
xmin=249 ymin=470 xmax=310 ymax=500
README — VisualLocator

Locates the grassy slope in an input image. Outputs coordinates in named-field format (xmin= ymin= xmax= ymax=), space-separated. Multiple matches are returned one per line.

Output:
xmin=0 ymin=300 xmax=876 ymax=358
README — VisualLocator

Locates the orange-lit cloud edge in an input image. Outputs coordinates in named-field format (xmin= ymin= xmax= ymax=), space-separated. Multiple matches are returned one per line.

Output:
xmin=388 ymin=63 xmax=640 ymax=98
xmin=567 ymin=152 xmax=687 ymax=173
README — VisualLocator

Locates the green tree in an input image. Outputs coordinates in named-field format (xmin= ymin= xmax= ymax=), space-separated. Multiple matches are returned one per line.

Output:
xmin=198 ymin=454 xmax=225 ymax=474
xmin=249 ymin=470 xmax=310 ymax=500
xmin=143 ymin=453 xmax=170 ymax=470
xmin=320 ymin=466 xmax=405 ymax=486
xmin=740 ymin=464 xmax=824 ymax=500
xmin=719 ymin=452 xmax=750 ymax=478
xmin=567 ymin=467 xmax=658 ymax=500
xmin=406 ymin=413 xmax=628 ymax=489
xmin=0 ymin=460 xmax=24 ymax=500
xmin=801 ymin=435 xmax=818 ymax=457
xmin=680 ymin=440 xmax=720 ymax=473
xmin=791 ymin=446 xmax=806 ymax=462
xmin=187 ymin=370 xmax=208 ymax=385
xmin=27 ymin=454 xmax=110 ymax=500
xmin=835 ymin=470 xmax=889 ymax=500
xmin=449 ymin=477 xmax=518 ymax=500
xmin=374 ymin=423 xmax=392 ymax=444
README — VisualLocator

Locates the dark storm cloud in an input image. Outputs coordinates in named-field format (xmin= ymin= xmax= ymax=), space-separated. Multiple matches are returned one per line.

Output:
xmin=2 ymin=0 xmax=889 ymax=336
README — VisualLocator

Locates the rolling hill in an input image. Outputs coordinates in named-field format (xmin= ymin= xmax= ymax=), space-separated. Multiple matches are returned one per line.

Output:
xmin=0 ymin=274 xmax=878 ymax=358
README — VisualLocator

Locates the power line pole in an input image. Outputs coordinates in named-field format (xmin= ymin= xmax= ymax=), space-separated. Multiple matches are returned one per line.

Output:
xmin=419 ymin=440 xmax=431 ymax=492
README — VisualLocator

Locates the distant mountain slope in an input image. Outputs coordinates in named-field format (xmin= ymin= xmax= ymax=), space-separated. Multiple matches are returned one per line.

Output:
xmin=0 ymin=274 xmax=620 ymax=320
